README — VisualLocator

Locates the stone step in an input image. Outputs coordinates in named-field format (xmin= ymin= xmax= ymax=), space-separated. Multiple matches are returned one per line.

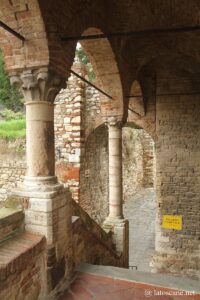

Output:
xmin=0 ymin=207 xmax=24 ymax=244
xmin=59 ymin=263 xmax=200 ymax=300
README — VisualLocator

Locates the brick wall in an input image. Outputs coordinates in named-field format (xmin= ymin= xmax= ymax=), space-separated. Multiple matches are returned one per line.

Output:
xmin=152 ymin=76 xmax=200 ymax=278
xmin=0 ymin=233 xmax=46 ymax=300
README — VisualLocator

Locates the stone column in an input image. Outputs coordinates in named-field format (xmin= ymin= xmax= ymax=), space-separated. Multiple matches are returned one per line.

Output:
xmin=26 ymin=101 xmax=55 ymax=177
xmin=10 ymin=68 xmax=65 ymax=191
xmin=108 ymin=119 xmax=123 ymax=218
xmin=103 ymin=117 xmax=129 ymax=268
xmin=10 ymin=68 xmax=73 ymax=293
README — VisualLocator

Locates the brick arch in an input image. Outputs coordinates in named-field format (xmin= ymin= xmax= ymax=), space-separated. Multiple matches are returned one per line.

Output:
xmin=138 ymin=53 xmax=200 ymax=84
xmin=127 ymin=52 xmax=200 ymax=138
xmin=0 ymin=0 xmax=49 ymax=73
xmin=128 ymin=80 xmax=145 ymax=117
xmin=80 ymin=27 xmax=124 ymax=119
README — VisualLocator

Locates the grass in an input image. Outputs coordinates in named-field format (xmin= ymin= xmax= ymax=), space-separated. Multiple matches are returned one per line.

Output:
xmin=0 ymin=119 xmax=26 ymax=139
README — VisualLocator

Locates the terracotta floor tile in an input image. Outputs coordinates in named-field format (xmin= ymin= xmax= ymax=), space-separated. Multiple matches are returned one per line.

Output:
xmin=59 ymin=291 xmax=75 ymax=300
xmin=59 ymin=272 xmax=200 ymax=300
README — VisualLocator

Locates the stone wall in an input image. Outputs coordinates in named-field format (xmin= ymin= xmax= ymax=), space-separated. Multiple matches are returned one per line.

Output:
xmin=122 ymin=127 xmax=144 ymax=202
xmin=80 ymin=124 xmax=109 ymax=224
xmin=0 ymin=139 xmax=26 ymax=204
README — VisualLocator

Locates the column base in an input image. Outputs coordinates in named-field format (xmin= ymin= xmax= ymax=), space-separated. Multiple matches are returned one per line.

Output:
xmin=103 ymin=217 xmax=129 ymax=268
xmin=11 ymin=176 xmax=74 ymax=295
xmin=13 ymin=176 xmax=64 ymax=196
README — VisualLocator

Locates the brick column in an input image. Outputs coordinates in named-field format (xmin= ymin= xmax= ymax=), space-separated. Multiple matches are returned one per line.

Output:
xmin=10 ymin=68 xmax=73 ymax=294
xmin=103 ymin=117 xmax=129 ymax=268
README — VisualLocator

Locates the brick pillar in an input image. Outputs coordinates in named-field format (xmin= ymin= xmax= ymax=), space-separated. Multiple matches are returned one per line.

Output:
xmin=10 ymin=68 xmax=73 ymax=295
xmin=103 ymin=117 xmax=129 ymax=267
xmin=55 ymin=61 xmax=87 ymax=202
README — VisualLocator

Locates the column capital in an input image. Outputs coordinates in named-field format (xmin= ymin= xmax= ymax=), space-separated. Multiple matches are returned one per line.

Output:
xmin=10 ymin=68 xmax=66 ymax=103
xmin=104 ymin=116 xmax=123 ymax=129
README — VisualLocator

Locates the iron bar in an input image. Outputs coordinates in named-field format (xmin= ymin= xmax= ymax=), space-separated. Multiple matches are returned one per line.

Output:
xmin=0 ymin=20 xmax=25 ymax=41
xmin=128 ymin=108 xmax=142 ymax=117
xmin=127 ymin=91 xmax=200 ymax=98
xmin=69 ymin=68 xmax=113 ymax=99
xmin=61 ymin=25 xmax=200 ymax=42
xmin=126 ymin=95 xmax=143 ymax=98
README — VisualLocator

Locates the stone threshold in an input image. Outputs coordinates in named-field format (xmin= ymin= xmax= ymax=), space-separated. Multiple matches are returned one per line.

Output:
xmin=77 ymin=263 xmax=200 ymax=294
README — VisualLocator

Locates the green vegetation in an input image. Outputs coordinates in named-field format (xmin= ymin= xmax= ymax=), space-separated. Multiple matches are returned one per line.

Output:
xmin=0 ymin=119 xmax=26 ymax=139
xmin=0 ymin=50 xmax=23 ymax=111
xmin=75 ymin=46 xmax=96 ymax=81
xmin=0 ymin=50 xmax=25 ymax=140
xmin=0 ymin=109 xmax=24 ymax=121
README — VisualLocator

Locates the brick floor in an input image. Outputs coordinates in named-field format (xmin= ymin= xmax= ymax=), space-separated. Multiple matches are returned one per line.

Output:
xmin=59 ymin=272 xmax=200 ymax=300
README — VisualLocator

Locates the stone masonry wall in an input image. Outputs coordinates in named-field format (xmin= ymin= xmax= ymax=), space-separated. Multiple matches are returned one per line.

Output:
xmin=123 ymin=127 xmax=155 ymax=201
xmin=0 ymin=139 xmax=26 ymax=204
xmin=80 ymin=124 xmax=109 ymax=224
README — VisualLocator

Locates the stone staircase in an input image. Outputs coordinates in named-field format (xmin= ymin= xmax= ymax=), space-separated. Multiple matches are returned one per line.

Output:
xmin=59 ymin=263 xmax=200 ymax=300
xmin=71 ymin=199 xmax=123 ymax=268
xmin=0 ymin=203 xmax=46 ymax=300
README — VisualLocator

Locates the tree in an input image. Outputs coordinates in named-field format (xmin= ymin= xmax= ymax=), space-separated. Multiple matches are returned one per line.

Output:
xmin=0 ymin=50 xmax=23 ymax=111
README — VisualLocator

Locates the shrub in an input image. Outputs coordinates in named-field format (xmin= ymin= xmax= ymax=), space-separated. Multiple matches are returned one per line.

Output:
xmin=0 ymin=50 xmax=23 ymax=111
xmin=0 ymin=119 xmax=26 ymax=139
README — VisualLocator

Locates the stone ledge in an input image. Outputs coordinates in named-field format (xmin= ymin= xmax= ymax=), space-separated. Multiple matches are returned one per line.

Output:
xmin=0 ymin=232 xmax=46 ymax=282
xmin=0 ymin=208 xmax=24 ymax=243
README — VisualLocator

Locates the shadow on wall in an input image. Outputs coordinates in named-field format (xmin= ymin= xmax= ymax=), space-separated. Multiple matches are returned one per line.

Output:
xmin=80 ymin=124 xmax=109 ymax=224
xmin=122 ymin=126 xmax=155 ymax=202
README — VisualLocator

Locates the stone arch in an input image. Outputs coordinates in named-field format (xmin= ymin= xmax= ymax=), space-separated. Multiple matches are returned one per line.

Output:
xmin=79 ymin=27 xmax=124 ymax=119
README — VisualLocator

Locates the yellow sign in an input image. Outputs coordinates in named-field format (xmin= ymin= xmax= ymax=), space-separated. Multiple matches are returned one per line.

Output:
xmin=162 ymin=215 xmax=182 ymax=230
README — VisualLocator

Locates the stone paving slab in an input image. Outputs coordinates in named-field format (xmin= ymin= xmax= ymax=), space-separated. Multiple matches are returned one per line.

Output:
xmin=123 ymin=188 xmax=156 ymax=272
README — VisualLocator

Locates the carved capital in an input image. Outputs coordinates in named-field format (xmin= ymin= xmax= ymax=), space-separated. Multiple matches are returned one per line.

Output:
xmin=104 ymin=116 xmax=123 ymax=129
xmin=10 ymin=68 xmax=66 ymax=103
